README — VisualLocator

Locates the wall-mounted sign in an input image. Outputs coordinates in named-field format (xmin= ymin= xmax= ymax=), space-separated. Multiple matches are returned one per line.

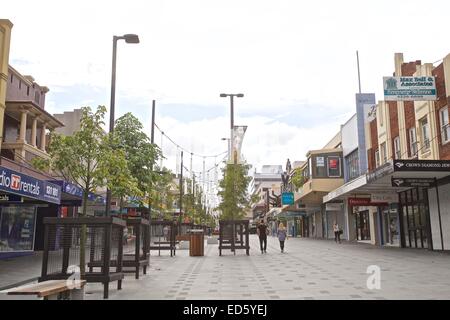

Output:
xmin=0 ymin=166 xmax=61 ymax=204
xmin=391 ymin=177 xmax=435 ymax=188
xmin=393 ymin=160 xmax=450 ymax=172
xmin=0 ymin=193 xmax=23 ymax=203
xmin=281 ymin=192 xmax=294 ymax=205
xmin=383 ymin=76 xmax=436 ymax=101
xmin=366 ymin=161 xmax=394 ymax=183
xmin=348 ymin=198 xmax=388 ymax=207
xmin=326 ymin=203 xmax=342 ymax=211
xmin=371 ymin=193 xmax=397 ymax=203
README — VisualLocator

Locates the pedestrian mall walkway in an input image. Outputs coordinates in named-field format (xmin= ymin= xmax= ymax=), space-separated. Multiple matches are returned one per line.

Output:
xmin=2 ymin=235 xmax=450 ymax=300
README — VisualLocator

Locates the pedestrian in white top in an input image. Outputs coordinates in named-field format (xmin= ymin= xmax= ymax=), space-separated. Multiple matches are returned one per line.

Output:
xmin=333 ymin=222 xmax=341 ymax=243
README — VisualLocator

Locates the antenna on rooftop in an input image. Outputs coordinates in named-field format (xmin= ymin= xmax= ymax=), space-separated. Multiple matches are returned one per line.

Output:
xmin=356 ymin=50 xmax=362 ymax=94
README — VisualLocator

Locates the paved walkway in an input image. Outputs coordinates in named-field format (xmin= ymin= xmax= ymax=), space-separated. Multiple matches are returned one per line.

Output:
xmin=2 ymin=235 xmax=450 ymax=300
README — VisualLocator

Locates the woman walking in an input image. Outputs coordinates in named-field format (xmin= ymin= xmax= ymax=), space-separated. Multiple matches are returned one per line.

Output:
xmin=333 ymin=222 xmax=341 ymax=243
xmin=277 ymin=222 xmax=288 ymax=253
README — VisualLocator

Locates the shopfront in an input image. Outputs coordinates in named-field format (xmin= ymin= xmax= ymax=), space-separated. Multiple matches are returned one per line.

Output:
xmin=399 ymin=187 xmax=432 ymax=249
xmin=0 ymin=166 xmax=61 ymax=258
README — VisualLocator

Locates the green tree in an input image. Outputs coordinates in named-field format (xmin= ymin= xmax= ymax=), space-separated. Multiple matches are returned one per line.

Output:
xmin=291 ymin=168 xmax=306 ymax=189
xmin=32 ymin=106 xmax=131 ymax=275
xmin=217 ymin=163 xmax=253 ymax=220
xmin=114 ymin=113 xmax=162 ymax=211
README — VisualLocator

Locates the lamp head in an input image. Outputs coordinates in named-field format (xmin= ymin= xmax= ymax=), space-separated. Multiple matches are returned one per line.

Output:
xmin=123 ymin=34 xmax=140 ymax=44
xmin=220 ymin=93 xmax=228 ymax=98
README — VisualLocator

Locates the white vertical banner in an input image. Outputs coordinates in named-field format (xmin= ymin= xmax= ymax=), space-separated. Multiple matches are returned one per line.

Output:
xmin=232 ymin=125 xmax=248 ymax=164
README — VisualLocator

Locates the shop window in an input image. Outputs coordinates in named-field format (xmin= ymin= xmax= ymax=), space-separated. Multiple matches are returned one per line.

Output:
xmin=0 ymin=206 xmax=37 ymax=252
xmin=394 ymin=137 xmax=401 ymax=160
xmin=439 ymin=107 xmax=450 ymax=144
xmin=314 ymin=156 xmax=327 ymax=178
xmin=409 ymin=127 xmax=418 ymax=157
xmin=419 ymin=116 xmax=430 ymax=152
xmin=327 ymin=156 xmax=341 ymax=177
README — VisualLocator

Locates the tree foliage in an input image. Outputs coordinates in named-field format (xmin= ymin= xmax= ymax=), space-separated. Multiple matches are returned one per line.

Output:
xmin=217 ymin=163 xmax=253 ymax=220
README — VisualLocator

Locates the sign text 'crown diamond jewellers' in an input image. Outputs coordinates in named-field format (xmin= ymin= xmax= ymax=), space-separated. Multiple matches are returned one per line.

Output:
xmin=383 ymin=76 xmax=436 ymax=101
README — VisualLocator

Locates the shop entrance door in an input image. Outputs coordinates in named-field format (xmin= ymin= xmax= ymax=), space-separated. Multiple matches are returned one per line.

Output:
xmin=355 ymin=210 xmax=371 ymax=241
xmin=382 ymin=208 xmax=400 ymax=246
xmin=399 ymin=188 xmax=432 ymax=249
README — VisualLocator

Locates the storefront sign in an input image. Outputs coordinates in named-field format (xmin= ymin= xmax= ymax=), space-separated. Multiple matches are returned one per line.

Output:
xmin=393 ymin=160 xmax=450 ymax=172
xmin=0 ymin=193 xmax=23 ymax=203
xmin=282 ymin=192 xmax=294 ymax=205
xmin=326 ymin=203 xmax=342 ymax=211
xmin=371 ymin=193 xmax=397 ymax=203
xmin=366 ymin=161 xmax=394 ymax=183
xmin=0 ymin=166 xmax=61 ymax=204
xmin=348 ymin=198 xmax=388 ymax=207
xmin=383 ymin=76 xmax=436 ymax=101
xmin=391 ymin=177 xmax=436 ymax=187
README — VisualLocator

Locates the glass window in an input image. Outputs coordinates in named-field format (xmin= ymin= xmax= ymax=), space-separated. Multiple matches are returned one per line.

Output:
xmin=440 ymin=107 xmax=450 ymax=144
xmin=327 ymin=156 xmax=341 ymax=177
xmin=409 ymin=127 xmax=418 ymax=157
xmin=375 ymin=149 xmax=380 ymax=168
xmin=314 ymin=156 xmax=327 ymax=178
xmin=345 ymin=149 xmax=359 ymax=181
xmin=380 ymin=142 xmax=387 ymax=164
xmin=394 ymin=137 xmax=401 ymax=159
xmin=419 ymin=116 xmax=430 ymax=152
xmin=0 ymin=206 xmax=36 ymax=252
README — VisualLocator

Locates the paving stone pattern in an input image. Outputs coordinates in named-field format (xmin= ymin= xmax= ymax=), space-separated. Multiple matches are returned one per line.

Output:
xmin=2 ymin=235 xmax=450 ymax=300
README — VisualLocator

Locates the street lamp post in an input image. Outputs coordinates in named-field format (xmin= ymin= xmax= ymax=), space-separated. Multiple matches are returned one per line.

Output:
xmin=105 ymin=34 xmax=140 ymax=217
xmin=220 ymin=94 xmax=243 ymax=252
xmin=220 ymin=93 xmax=244 ymax=163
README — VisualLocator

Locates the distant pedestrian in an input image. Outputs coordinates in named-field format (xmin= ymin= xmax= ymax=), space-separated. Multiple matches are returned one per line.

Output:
xmin=333 ymin=222 xmax=341 ymax=243
xmin=389 ymin=221 xmax=396 ymax=245
xmin=257 ymin=219 xmax=269 ymax=254
xmin=277 ymin=222 xmax=288 ymax=253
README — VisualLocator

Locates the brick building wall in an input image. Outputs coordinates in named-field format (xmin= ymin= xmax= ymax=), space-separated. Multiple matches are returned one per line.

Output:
xmin=433 ymin=63 xmax=450 ymax=159
xmin=368 ymin=118 xmax=378 ymax=171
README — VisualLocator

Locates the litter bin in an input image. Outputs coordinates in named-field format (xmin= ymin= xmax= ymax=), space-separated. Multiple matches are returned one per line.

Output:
xmin=189 ymin=229 xmax=204 ymax=256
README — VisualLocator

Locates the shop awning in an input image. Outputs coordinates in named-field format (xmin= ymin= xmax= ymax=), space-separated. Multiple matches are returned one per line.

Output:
xmin=324 ymin=159 xmax=450 ymax=203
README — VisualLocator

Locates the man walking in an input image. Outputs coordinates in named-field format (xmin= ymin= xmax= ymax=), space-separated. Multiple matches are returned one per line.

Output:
xmin=257 ymin=219 xmax=268 ymax=254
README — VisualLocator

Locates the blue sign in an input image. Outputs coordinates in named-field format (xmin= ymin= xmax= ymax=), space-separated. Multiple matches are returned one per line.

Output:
xmin=0 ymin=193 xmax=23 ymax=203
xmin=0 ymin=166 xmax=61 ymax=204
xmin=52 ymin=180 xmax=83 ymax=198
xmin=282 ymin=192 xmax=294 ymax=205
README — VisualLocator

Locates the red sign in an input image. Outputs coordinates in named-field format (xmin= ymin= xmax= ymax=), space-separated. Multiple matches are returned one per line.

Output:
xmin=329 ymin=159 xmax=338 ymax=169
xmin=348 ymin=198 xmax=388 ymax=207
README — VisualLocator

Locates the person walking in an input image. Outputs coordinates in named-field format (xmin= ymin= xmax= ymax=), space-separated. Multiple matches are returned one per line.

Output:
xmin=333 ymin=222 xmax=341 ymax=243
xmin=257 ymin=219 xmax=268 ymax=254
xmin=277 ymin=222 xmax=288 ymax=253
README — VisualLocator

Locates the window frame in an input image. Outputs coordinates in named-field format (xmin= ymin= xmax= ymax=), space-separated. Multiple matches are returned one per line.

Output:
xmin=439 ymin=107 xmax=450 ymax=144
xmin=380 ymin=142 xmax=387 ymax=164
xmin=375 ymin=149 xmax=380 ymax=168
xmin=419 ymin=117 xmax=430 ymax=152
xmin=409 ymin=127 xmax=418 ymax=157
xmin=327 ymin=156 xmax=341 ymax=178
xmin=394 ymin=136 xmax=401 ymax=160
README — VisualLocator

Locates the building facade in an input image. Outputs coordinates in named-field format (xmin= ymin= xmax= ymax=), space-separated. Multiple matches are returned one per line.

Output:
xmin=324 ymin=52 xmax=450 ymax=251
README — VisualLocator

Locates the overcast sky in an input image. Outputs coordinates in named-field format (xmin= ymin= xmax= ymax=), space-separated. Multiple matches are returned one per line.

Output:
xmin=3 ymin=0 xmax=450 ymax=181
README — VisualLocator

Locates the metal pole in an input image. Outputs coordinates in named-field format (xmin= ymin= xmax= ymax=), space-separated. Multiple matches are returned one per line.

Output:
xmin=105 ymin=36 xmax=118 ymax=217
xmin=356 ymin=50 xmax=362 ymax=94
xmin=230 ymin=96 xmax=234 ymax=163
xmin=179 ymin=151 xmax=184 ymax=226
xmin=149 ymin=100 xmax=155 ymax=244
xmin=435 ymin=178 xmax=445 ymax=250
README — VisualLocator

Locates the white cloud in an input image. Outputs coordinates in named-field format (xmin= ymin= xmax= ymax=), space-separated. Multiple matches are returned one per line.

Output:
xmin=3 ymin=0 xmax=450 ymax=181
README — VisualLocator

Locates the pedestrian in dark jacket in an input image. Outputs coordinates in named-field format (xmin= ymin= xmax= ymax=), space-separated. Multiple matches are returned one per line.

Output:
xmin=257 ymin=219 xmax=268 ymax=254
xmin=277 ymin=222 xmax=288 ymax=253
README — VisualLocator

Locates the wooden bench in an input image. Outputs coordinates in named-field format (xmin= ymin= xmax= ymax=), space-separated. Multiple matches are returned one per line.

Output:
xmin=2 ymin=280 xmax=86 ymax=300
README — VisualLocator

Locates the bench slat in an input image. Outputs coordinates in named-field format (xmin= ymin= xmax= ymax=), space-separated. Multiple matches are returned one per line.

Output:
xmin=5 ymin=280 xmax=86 ymax=298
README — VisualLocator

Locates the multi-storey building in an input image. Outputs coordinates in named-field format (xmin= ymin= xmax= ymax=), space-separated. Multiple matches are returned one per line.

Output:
xmin=250 ymin=165 xmax=283 ymax=221
xmin=325 ymin=52 xmax=450 ymax=251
